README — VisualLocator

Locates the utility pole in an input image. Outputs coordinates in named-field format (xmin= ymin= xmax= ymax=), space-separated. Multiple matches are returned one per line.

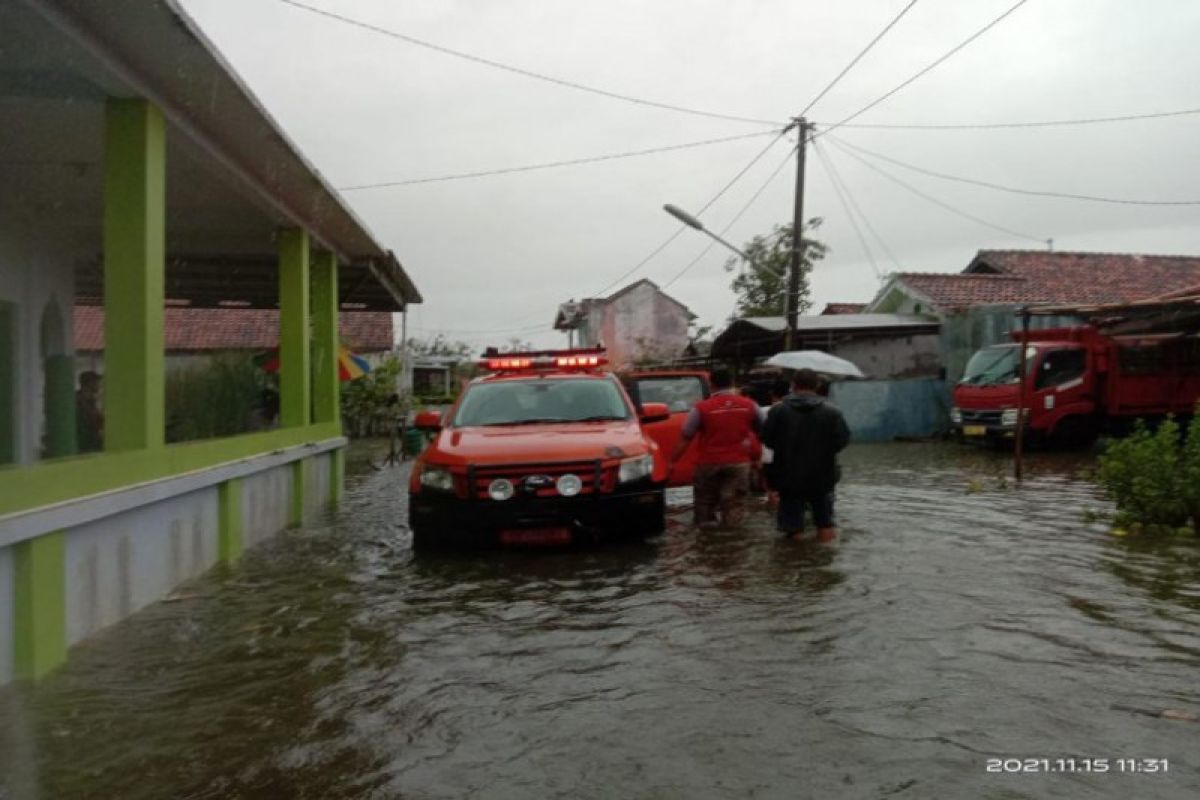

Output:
xmin=786 ymin=117 xmax=813 ymax=351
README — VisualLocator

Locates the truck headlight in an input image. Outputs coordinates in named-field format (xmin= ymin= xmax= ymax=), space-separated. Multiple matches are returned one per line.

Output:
xmin=950 ymin=407 xmax=962 ymax=425
xmin=419 ymin=466 xmax=454 ymax=492
xmin=618 ymin=454 xmax=654 ymax=484
xmin=1001 ymin=408 xmax=1027 ymax=427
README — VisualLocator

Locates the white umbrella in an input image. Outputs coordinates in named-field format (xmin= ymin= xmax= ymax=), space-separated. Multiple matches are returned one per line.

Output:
xmin=764 ymin=350 xmax=866 ymax=378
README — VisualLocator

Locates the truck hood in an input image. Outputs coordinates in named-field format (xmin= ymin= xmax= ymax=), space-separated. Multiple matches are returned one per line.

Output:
xmin=429 ymin=421 xmax=652 ymax=465
xmin=955 ymin=384 xmax=1019 ymax=409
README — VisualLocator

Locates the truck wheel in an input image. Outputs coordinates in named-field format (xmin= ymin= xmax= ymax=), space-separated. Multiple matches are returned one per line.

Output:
xmin=1053 ymin=416 xmax=1099 ymax=449
xmin=410 ymin=526 xmax=440 ymax=552
xmin=638 ymin=491 xmax=667 ymax=536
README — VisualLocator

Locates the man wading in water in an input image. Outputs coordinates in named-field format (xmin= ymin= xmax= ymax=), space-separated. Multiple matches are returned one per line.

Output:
xmin=761 ymin=369 xmax=850 ymax=543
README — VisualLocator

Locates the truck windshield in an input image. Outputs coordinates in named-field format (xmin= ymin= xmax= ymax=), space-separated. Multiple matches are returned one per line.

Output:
xmin=960 ymin=345 xmax=1037 ymax=386
xmin=453 ymin=378 xmax=631 ymax=426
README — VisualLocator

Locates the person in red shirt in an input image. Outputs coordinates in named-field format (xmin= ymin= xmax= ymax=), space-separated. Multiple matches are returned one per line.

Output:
xmin=669 ymin=368 xmax=762 ymax=528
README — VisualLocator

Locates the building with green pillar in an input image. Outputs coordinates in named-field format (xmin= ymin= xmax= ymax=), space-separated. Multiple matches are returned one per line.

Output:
xmin=0 ymin=0 xmax=421 ymax=684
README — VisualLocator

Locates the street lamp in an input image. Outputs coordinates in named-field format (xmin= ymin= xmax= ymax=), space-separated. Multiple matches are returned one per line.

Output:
xmin=662 ymin=204 xmax=784 ymax=281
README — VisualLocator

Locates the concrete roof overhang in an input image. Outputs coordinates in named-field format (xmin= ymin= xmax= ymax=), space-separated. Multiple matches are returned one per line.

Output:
xmin=2 ymin=0 xmax=421 ymax=310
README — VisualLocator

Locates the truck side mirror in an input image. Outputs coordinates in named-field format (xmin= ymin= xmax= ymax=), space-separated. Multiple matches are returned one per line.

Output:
xmin=639 ymin=402 xmax=671 ymax=424
xmin=413 ymin=410 xmax=444 ymax=431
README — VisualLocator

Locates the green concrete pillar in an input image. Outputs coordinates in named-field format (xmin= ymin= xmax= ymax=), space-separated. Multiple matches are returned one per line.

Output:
xmin=0 ymin=302 xmax=15 ymax=465
xmin=217 ymin=479 xmax=243 ymax=563
xmin=279 ymin=229 xmax=311 ymax=429
xmin=289 ymin=459 xmax=307 ymax=526
xmin=13 ymin=531 xmax=66 ymax=680
xmin=311 ymin=250 xmax=340 ymax=426
xmin=330 ymin=448 xmax=345 ymax=507
xmin=104 ymin=98 xmax=165 ymax=452
xmin=43 ymin=355 xmax=77 ymax=458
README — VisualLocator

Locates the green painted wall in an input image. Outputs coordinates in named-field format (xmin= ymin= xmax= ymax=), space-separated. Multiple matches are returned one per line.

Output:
xmin=12 ymin=531 xmax=66 ymax=680
xmin=279 ymin=229 xmax=311 ymax=429
xmin=104 ymin=98 xmax=165 ymax=453
xmin=42 ymin=354 xmax=77 ymax=459
xmin=0 ymin=422 xmax=341 ymax=518
xmin=311 ymin=250 xmax=339 ymax=426
xmin=218 ymin=478 xmax=243 ymax=563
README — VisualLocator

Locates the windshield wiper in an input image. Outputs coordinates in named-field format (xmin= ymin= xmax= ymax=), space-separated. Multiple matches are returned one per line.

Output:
xmin=478 ymin=417 xmax=570 ymax=426
xmin=573 ymin=415 xmax=626 ymax=422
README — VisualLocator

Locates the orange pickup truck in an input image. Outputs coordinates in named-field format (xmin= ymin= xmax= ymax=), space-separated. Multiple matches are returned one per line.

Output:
xmin=407 ymin=350 xmax=693 ymax=549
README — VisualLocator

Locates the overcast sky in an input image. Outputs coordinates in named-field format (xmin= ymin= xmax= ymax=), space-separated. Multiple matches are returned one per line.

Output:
xmin=181 ymin=0 xmax=1200 ymax=349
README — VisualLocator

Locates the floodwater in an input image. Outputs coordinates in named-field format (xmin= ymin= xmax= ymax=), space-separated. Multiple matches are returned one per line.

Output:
xmin=2 ymin=443 xmax=1199 ymax=799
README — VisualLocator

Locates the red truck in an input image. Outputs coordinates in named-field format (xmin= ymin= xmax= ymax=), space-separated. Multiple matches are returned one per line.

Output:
xmin=952 ymin=325 xmax=1200 ymax=446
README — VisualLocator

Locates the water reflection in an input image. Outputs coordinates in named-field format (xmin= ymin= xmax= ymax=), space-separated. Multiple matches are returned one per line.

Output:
xmin=2 ymin=442 xmax=1199 ymax=799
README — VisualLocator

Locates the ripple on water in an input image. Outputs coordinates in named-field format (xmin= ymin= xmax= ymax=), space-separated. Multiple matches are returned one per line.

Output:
xmin=3 ymin=442 xmax=1200 ymax=799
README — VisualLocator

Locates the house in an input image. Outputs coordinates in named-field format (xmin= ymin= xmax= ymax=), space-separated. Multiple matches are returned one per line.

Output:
xmin=712 ymin=314 xmax=946 ymax=441
xmin=712 ymin=314 xmax=942 ymax=379
xmin=0 ymin=0 xmax=420 ymax=684
xmin=554 ymin=279 xmax=695 ymax=368
xmin=866 ymin=250 xmax=1200 ymax=381
xmin=73 ymin=308 xmax=396 ymax=374
xmin=820 ymin=302 xmax=866 ymax=315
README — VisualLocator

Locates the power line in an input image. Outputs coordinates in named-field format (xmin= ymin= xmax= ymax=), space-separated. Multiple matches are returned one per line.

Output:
xmin=800 ymin=0 xmax=920 ymax=117
xmin=662 ymin=144 xmax=797 ymax=290
xmin=338 ymin=129 xmax=783 ymax=191
xmin=591 ymin=128 xmax=790 ymax=297
xmin=815 ymin=140 xmax=903 ymax=273
xmin=824 ymin=105 xmax=1200 ymax=130
xmin=832 ymin=135 xmax=1200 ymax=206
xmin=813 ymin=143 xmax=881 ymax=278
xmin=824 ymin=136 xmax=1047 ymax=244
xmin=276 ymin=0 xmax=783 ymax=127
xmin=819 ymin=0 xmax=1031 ymax=137
xmin=814 ymin=141 xmax=905 ymax=278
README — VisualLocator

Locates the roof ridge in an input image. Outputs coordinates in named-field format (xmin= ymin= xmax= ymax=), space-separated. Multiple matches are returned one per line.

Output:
xmin=978 ymin=249 xmax=1200 ymax=261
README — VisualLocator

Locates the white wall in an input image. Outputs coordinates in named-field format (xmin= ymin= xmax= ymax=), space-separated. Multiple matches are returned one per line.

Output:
xmin=241 ymin=463 xmax=293 ymax=548
xmin=305 ymin=453 xmax=332 ymax=520
xmin=64 ymin=486 xmax=220 ymax=647
xmin=0 ymin=546 xmax=13 ymax=685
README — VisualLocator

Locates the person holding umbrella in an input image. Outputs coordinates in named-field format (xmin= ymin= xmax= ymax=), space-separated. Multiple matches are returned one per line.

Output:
xmin=762 ymin=368 xmax=850 ymax=543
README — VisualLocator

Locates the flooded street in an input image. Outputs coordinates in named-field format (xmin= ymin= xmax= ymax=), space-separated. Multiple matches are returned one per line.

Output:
xmin=2 ymin=442 xmax=1199 ymax=799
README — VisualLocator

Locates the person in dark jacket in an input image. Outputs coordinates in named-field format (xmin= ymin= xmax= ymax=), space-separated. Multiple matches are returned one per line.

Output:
xmin=761 ymin=368 xmax=851 ymax=543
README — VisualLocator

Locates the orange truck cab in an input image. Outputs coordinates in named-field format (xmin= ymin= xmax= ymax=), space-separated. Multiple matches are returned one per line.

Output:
xmin=408 ymin=349 xmax=676 ymax=549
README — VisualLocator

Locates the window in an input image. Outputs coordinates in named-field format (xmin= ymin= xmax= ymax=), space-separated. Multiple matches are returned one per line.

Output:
xmin=454 ymin=378 xmax=630 ymax=426
xmin=1035 ymin=348 xmax=1087 ymax=389
xmin=626 ymin=375 xmax=707 ymax=413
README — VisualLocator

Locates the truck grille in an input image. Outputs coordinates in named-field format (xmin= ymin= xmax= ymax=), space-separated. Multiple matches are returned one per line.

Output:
xmin=462 ymin=460 xmax=614 ymax=499
xmin=960 ymin=409 xmax=1002 ymax=426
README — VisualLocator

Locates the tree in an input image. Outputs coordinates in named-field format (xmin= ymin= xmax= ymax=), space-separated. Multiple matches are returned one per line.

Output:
xmin=405 ymin=335 xmax=473 ymax=358
xmin=725 ymin=219 xmax=828 ymax=318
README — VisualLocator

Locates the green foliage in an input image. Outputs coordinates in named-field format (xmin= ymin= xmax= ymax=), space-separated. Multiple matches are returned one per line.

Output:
xmin=341 ymin=356 xmax=403 ymax=437
xmin=725 ymin=219 xmax=828 ymax=318
xmin=1095 ymin=412 xmax=1200 ymax=535
xmin=165 ymin=353 xmax=268 ymax=443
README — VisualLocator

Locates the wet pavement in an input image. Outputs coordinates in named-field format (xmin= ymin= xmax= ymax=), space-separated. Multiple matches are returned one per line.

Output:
xmin=2 ymin=442 xmax=1199 ymax=799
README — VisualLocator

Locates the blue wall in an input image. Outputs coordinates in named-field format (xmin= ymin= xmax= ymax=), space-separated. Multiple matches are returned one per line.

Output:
xmin=830 ymin=377 xmax=952 ymax=442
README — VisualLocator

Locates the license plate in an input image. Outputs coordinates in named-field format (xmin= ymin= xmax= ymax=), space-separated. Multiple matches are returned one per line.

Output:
xmin=963 ymin=425 xmax=986 ymax=437
xmin=500 ymin=527 xmax=573 ymax=546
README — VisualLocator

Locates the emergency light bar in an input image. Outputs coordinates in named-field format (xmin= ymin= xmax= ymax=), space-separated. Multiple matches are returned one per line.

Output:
xmin=480 ymin=348 xmax=607 ymax=372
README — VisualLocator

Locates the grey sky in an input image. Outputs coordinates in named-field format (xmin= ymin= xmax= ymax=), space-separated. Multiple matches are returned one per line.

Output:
xmin=181 ymin=0 xmax=1200 ymax=349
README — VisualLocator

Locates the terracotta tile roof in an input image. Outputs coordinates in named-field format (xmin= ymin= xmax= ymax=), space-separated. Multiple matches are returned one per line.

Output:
xmin=820 ymin=303 xmax=866 ymax=315
xmin=75 ymin=308 xmax=394 ymax=352
xmin=897 ymin=250 xmax=1200 ymax=311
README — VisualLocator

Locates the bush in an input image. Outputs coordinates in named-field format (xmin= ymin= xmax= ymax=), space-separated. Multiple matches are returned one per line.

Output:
xmin=341 ymin=356 xmax=403 ymax=438
xmin=1096 ymin=412 xmax=1200 ymax=535
xmin=166 ymin=353 xmax=270 ymax=443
